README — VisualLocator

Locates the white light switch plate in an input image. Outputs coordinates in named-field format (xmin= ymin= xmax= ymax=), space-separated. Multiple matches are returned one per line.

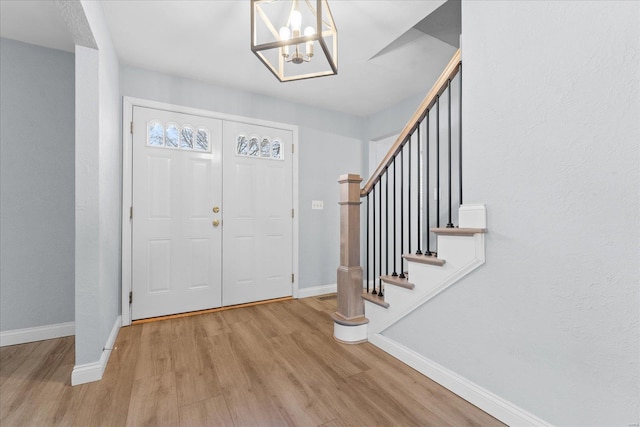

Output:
xmin=312 ymin=200 xmax=324 ymax=210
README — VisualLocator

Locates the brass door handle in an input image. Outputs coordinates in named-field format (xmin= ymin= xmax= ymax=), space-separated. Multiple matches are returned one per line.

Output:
xmin=213 ymin=206 xmax=220 ymax=213
xmin=212 ymin=219 xmax=220 ymax=227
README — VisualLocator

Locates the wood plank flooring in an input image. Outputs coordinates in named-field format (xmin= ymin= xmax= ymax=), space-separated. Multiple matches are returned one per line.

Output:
xmin=0 ymin=295 xmax=504 ymax=426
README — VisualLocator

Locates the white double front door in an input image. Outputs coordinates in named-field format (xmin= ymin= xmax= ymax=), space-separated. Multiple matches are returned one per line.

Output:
xmin=131 ymin=106 xmax=293 ymax=320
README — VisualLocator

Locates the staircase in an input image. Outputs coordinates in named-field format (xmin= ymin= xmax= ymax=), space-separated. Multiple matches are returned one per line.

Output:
xmin=331 ymin=48 xmax=489 ymax=343
xmin=363 ymin=204 xmax=486 ymax=337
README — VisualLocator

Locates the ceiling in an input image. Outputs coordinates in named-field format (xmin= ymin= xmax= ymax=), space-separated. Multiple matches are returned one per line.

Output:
xmin=0 ymin=0 xmax=460 ymax=117
xmin=0 ymin=0 xmax=75 ymax=53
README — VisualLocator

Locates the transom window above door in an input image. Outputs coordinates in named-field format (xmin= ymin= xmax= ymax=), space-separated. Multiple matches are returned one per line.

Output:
xmin=147 ymin=120 xmax=211 ymax=152
xmin=236 ymin=134 xmax=283 ymax=160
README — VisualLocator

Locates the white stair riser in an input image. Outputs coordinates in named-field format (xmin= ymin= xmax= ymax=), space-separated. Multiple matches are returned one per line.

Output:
xmin=435 ymin=234 xmax=478 ymax=261
xmin=363 ymin=301 xmax=388 ymax=332
xmin=458 ymin=203 xmax=487 ymax=228
xmin=368 ymin=285 xmax=413 ymax=332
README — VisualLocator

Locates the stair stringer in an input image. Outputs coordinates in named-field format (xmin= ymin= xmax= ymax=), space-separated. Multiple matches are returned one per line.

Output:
xmin=365 ymin=231 xmax=485 ymax=335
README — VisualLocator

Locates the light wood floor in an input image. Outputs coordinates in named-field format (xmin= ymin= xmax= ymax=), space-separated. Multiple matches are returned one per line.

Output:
xmin=0 ymin=295 xmax=504 ymax=426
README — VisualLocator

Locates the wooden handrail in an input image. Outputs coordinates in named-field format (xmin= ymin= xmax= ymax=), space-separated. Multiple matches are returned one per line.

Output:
xmin=361 ymin=49 xmax=461 ymax=197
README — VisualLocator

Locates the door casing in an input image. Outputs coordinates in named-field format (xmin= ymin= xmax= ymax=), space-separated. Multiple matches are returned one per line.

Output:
xmin=121 ymin=96 xmax=300 ymax=326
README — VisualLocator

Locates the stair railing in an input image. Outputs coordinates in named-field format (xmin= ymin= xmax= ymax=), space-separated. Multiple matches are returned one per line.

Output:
xmin=332 ymin=49 xmax=462 ymax=338
xmin=362 ymin=49 xmax=462 ymax=298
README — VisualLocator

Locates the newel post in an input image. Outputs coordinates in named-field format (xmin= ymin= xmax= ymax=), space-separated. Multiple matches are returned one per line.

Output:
xmin=331 ymin=174 xmax=368 ymax=343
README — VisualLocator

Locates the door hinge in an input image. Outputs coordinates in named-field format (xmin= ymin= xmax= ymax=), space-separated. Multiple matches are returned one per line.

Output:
xmin=129 ymin=291 xmax=133 ymax=305
xmin=130 ymin=206 xmax=133 ymax=220
xmin=291 ymin=208 xmax=294 ymax=218
xmin=130 ymin=121 xmax=134 ymax=134
xmin=291 ymin=273 xmax=295 ymax=283
xmin=292 ymin=144 xmax=294 ymax=154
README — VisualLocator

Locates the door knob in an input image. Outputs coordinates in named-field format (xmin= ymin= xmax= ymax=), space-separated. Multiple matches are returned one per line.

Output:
xmin=212 ymin=206 xmax=220 ymax=213
xmin=212 ymin=219 xmax=220 ymax=227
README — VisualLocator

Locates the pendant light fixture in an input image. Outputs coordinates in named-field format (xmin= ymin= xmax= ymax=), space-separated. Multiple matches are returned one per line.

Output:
xmin=251 ymin=0 xmax=338 ymax=82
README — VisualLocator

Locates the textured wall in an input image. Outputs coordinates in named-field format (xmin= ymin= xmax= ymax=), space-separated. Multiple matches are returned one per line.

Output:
xmin=119 ymin=66 xmax=363 ymax=289
xmin=74 ymin=44 xmax=100 ymax=364
xmin=94 ymin=2 xmax=121 ymax=362
xmin=384 ymin=1 xmax=640 ymax=424
xmin=74 ymin=0 xmax=121 ymax=365
xmin=0 ymin=38 xmax=75 ymax=332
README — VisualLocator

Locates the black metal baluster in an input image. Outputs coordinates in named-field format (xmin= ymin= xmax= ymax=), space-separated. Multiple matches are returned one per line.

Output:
xmin=366 ymin=193 xmax=369 ymax=293
xmin=459 ymin=66 xmax=463 ymax=206
xmin=447 ymin=79 xmax=454 ymax=228
xmin=381 ymin=171 xmax=387 ymax=297
xmin=408 ymin=132 xmax=412 ymax=255
xmin=384 ymin=169 xmax=389 ymax=276
xmin=372 ymin=184 xmax=376 ymax=294
xmin=416 ymin=123 xmax=422 ymax=255
xmin=436 ymin=95 xmax=440 ymax=229
xmin=377 ymin=180 xmax=382 ymax=294
xmin=392 ymin=157 xmax=398 ymax=276
xmin=425 ymin=111 xmax=431 ymax=256
xmin=399 ymin=144 xmax=406 ymax=279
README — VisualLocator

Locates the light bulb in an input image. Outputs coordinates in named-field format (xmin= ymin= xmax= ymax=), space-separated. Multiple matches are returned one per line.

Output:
xmin=279 ymin=26 xmax=291 ymax=41
xmin=279 ymin=27 xmax=290 ymax=57
xmin=304 ymin=26 xmax=315 ymax=57
xmin=290 ymin=10 xmax=302 ymax=33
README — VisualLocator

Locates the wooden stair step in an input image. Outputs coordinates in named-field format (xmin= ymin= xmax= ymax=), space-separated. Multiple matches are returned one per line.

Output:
xmin=403 ymin=253 xmax=445 ymax=266
xmin=330 ymin=311 xmax=370 ymax=326
xmin=380 ymin=275 xmax=415 ymax=290
xmin=362 ymin=291 xmax=389 ymax=308
xmin=431 ymin=227 xmax=487 ymax=236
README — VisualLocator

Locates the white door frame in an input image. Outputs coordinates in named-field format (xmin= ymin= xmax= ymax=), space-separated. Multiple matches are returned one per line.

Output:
xmin=121 ymin=96 xmax=300 ymax=326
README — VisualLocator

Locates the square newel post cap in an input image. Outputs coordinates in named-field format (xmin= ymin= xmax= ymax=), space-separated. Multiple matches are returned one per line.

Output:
xmin=338 ymin=174 xmax=362 ymax=184
xmin=338 ymin=174 xmax=363 ymax=204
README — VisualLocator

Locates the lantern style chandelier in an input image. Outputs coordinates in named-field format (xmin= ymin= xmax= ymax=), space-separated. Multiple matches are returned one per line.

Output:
xmin=251 ymin=0 xmax=338 ymax=82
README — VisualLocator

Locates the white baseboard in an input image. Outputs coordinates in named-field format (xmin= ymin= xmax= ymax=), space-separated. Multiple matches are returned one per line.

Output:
xmin=298 ymin=283 xmax=337 ymax=299
xmin=71 ymin=315 xmax=121 ymax=386
xmin=0 ymin=322 xmax=75 ymax=347
xmin=369 ymin=334 xmax=551 ymax=427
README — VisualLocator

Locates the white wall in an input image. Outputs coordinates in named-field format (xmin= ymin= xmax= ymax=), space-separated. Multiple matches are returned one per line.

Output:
xmin=384 ymin=1 xmax=640 ymax=425
xmin=0 ymin=38 xmax=75 ymax=332
xmin=74 ymin=0 xmax=121 ymax=366
xmin=119 ymin=66 xmax=363 ymax=289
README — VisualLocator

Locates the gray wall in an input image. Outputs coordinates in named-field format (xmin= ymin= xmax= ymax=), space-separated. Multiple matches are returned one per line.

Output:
xmin=363 ymin=92 xmax=425 ymax=179
xmin=74 ymin=0 xmax=121 ymax=366
xmin=0 ymin=38 xmax=75 ymax=332
xmin=120 ymin=66 xmax=364 ymax=289
xmin=361 ymin=83 xmax=462 ymax=261
xmin=384 ymin=1 xmax=640 ymax=424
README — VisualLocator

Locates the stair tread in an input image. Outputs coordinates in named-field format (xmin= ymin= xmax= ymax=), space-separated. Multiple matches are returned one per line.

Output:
xmin=330 ymin=312 xmax=370 ymax=326
xmin=431 ymin=227 xmax=487 ymax=236
xmin=362 ymin=291 xmax=389 ymax=308
xmin=380 ymin=275 xmax=415 ymax=290
xmin=403 ymin=253 xmax=445 ymax=266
